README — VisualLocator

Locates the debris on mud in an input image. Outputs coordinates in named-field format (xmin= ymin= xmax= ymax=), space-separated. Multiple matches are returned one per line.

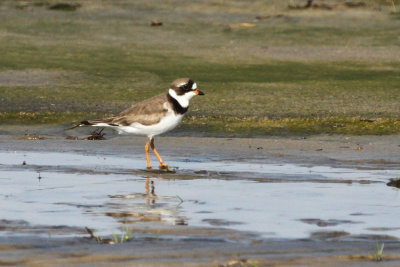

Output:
xmin=65 ymin=128 xmax=106 ymax=140
xmin=86 ymin=227 xmax=132 ymax=244
xmin=387 ymin=178 xmax=400 ymax=189
xmin=84 ymin=128 xmax=106 ymax=140
xmin=85 ymin=227 xmax=112 ymax=244
xmin=150 ymin=20 xmax=163 ymax=26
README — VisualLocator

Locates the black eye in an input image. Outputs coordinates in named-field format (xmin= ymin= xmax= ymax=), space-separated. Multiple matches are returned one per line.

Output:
xmin=182 ymin=84 xmax=190 ymax=91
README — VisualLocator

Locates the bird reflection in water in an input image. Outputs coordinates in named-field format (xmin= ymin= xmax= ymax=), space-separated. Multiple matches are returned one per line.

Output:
xmin=145 ymin=177 xmax=156 ymax=205
xmin=144 ymin=176 xmax=186 ymax=225
xmin=106 ymin=176 xmax=186 ymax=225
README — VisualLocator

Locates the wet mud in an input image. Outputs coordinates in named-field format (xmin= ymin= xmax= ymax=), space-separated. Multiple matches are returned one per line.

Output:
xmin=1 ymin=135 xmax=400 ymax=265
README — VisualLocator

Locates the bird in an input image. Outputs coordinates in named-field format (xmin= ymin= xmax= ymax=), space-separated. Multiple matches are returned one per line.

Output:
xmin=70 ymin=78 xmax=204 ymax=170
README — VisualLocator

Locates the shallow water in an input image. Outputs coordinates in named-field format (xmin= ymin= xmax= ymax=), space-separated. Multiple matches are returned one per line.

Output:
xmin=0 ymin=150 xmax=399 ymax=240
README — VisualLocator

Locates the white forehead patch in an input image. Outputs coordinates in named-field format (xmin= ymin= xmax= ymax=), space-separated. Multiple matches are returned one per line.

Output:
xmin=192 ymin=83 xmax=197 ymax=90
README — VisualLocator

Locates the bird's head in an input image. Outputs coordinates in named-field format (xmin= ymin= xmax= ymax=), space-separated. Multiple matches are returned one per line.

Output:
xmin=168 ymin=78 xmax=204 ymax=107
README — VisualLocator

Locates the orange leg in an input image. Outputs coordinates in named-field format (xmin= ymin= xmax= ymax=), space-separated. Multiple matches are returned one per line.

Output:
xmin=145 ymin=140 xmax=151 ymax=169
xmin=150 ymin=138 xmax=168 ymax=169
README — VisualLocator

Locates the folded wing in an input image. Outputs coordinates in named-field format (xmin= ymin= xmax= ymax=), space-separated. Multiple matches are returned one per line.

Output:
xmin=88 ymin=94 xmax=169 ymax=127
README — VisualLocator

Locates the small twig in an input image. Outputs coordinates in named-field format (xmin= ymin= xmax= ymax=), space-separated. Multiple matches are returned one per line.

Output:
xmin=85 ymin=227 xmax=96 ymax=239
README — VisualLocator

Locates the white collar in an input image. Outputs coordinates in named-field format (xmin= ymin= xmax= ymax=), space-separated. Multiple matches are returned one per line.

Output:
xmin=168 ymin=89 xmax=196 ymax=108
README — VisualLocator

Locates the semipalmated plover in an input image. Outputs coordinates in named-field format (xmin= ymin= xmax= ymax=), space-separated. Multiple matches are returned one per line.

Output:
xmin=70 ymin=78 xmax=204 ymax=169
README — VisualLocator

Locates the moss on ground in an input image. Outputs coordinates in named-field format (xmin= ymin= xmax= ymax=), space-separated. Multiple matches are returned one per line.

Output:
xmin=183 ymin=116 xmax=400 ymax=136
xmin=0 ymin=1 xmax=400 ymax=136
xmin=1 ymin=112 xmax=399 ymax=136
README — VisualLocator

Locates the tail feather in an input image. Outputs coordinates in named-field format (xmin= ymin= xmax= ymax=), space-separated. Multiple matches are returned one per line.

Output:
xmin=66 ymin=118 xmax=117 ymax=130
xmin=86 ymin=117 xmax=118 ymax=126
xmin=81 ymin=120 xmax=94 ymax=126
xmin=81 ymin=121 xmax=96 ymax=126
xmin=66 ymin=120 xmax=92 ymax=130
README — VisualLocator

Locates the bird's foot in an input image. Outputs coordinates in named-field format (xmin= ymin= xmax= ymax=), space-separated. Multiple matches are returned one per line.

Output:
xmin=159 ymin=163 xmax=169 ymax=170
xmin=147 ymin=166 xmax=152 ymax=170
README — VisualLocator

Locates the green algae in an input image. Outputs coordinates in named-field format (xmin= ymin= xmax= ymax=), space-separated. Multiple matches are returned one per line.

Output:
xmin=183 ymin=116 xmax=400 ymax=136
xmin=0 ymin=1 xmax=400 ymax=136
xmin=1 ymin=112 xmax=399 ymax=136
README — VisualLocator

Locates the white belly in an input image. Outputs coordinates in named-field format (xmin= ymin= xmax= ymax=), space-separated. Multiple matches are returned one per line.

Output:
xmin=116 ymin=112 xmax=184 ymax=138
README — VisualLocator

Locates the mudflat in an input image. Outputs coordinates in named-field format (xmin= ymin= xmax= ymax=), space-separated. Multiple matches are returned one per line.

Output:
xmin=1 ymin=130 xmax=400 ymax=266
xmin=1 ymin=0 xmax=400 ymax=265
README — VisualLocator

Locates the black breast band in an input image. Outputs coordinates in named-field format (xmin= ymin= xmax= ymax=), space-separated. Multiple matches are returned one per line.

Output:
xmin=167 ymin=94 xmax=189 ymax=114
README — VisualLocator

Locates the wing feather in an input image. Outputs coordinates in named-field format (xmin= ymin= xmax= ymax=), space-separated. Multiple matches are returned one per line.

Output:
xmin=110 ymin=94 xmax=168 ymax=126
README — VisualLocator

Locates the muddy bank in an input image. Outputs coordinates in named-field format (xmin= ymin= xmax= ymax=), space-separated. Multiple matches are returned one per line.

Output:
xmin=2 ymin=234 xmax=400 ymax=266
xmin=1 ymin=126 xmax=400 ymax=169
xmin=1 ymin=133 xmax=400 ymax=265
